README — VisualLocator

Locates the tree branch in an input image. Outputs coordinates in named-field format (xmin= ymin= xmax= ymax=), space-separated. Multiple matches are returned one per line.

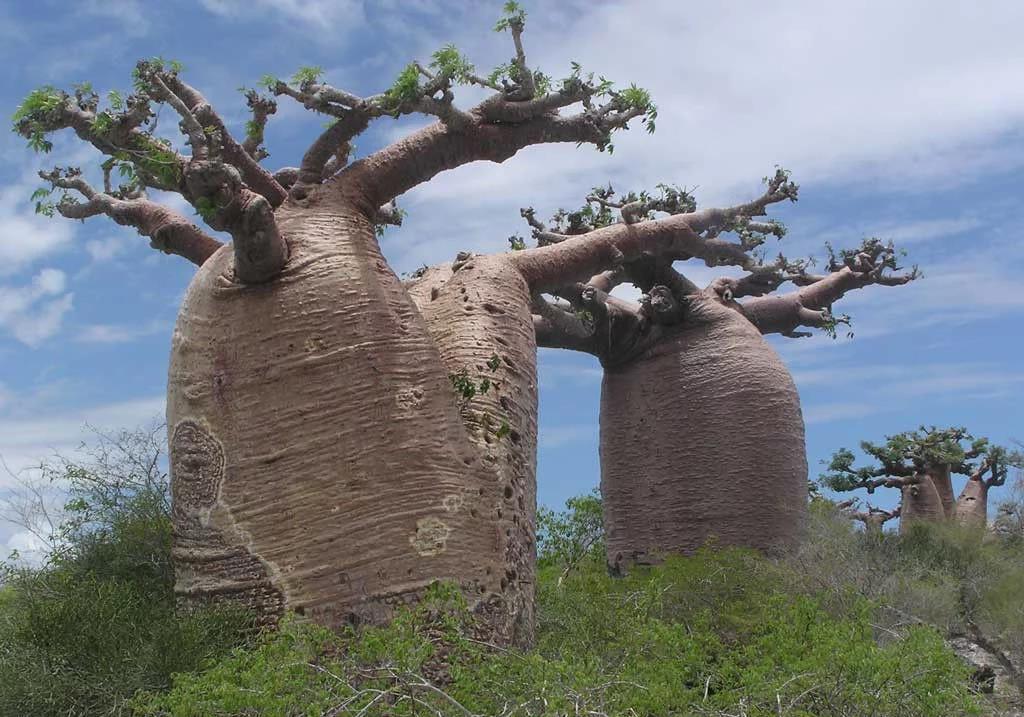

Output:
xmin=39 ymin=167 xmax=222 ymax=266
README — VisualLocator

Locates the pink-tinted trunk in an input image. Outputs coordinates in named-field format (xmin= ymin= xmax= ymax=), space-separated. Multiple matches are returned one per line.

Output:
xmin=167 ymin=204 xmax=531 ymax=645
xmin=406 ymin=255 xmax=539 ymax=642
xmin=955 ymin=477 xmax=989 ymax=528
xmin=599 ymin=300 xmax=808 ymax=572
xmin=898 ymin=473 xmax=946 ymax=534
xmin=929 ymin=463 xmax=956 ymax=519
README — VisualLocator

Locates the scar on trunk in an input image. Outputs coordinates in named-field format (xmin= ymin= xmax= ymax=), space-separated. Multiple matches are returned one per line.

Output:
xmin=171 ymin=419 xmax=224 ymax=510
xmin=410 ymin=516 xmax=451 ymax=556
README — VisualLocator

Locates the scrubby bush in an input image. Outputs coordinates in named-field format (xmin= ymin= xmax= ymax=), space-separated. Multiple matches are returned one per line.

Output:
xmin=0 ymin=427 xmax=251 ymax=717
xmin=135 ymin=498 xmax=983 ymax=717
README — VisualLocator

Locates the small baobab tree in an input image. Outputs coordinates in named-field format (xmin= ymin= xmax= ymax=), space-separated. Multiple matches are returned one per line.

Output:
xmin=835 ymin=499 xmax=901 ymax=535
xmin=821 ymin=427 xmax=1019 ymax=533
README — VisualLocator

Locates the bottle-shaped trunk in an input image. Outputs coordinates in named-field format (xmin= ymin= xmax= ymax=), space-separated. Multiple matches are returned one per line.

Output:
xmin=406 ymin=255 xmax=539 ymax=642
xmin=167 ymin=205 xmax=531 ymax=646
xmin=955 ymin=477 xmax=990 ymax=528
xmin=599 ymin=300 xmax=808 ymax=573
xmin=928 ymin=463 xmax=956 ymax=518
xmin=898 ymin=474 xmax=946 ymax=534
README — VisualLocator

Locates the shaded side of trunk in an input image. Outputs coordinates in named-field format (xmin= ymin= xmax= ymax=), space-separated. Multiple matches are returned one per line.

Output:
xmin=406 ymin=255 xmax=539 ymax=645
xmin=929 ymin=463 xmax=956 ymax=519
xmin=599 ymin=299 xmax=808 ymax=572
xmin=898 ymin=474 xmax=946 ymax=534
xmin=955 ymin=477 xmax=990 ymax=528
xmin=167 ymin=204 xmax=525 ymax=645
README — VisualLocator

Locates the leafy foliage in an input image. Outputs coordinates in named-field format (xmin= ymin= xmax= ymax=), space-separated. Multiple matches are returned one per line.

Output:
xmin=0 ymin=427 xmax=252 ymax=716
xmin=135 ymin=546 xmax=980 ymax=717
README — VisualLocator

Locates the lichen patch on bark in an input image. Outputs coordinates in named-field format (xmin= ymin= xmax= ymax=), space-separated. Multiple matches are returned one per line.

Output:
xmin=410 ymin=516 xmax=452 ymax=556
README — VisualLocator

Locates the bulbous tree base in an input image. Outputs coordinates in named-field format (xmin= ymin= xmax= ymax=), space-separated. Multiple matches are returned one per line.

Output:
xmin=167 ymin=210 xmax=532 ymax=645
xmin=599 ymin=300 xmax=808 ymax=572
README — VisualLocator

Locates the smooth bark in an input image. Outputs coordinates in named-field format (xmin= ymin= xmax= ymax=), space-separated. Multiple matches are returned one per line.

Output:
xmin=168 ymin=204 xmax=534 ymax=645
xmin=598 ymin=298 xmax=807 ymax=570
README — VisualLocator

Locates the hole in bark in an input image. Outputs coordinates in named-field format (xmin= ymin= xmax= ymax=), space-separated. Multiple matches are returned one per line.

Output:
xmin=479 ymin=488 xmax=485 ymax=495
xmin=482 ymin=303 xmax=504 ymax=315
xmin=470 ymin=508 xmax=478 ymax=518
xmin=295 ymin=606 xmax=305 ymax=616
xmin=518 ymin=495 xmax=524 ymax=510
xmin=462 ymin=295 xmax=469 ymax=302
xmin=497 ymin=509 xmax=503 ymax=519
xmin=495 ymin=336 xmax=508 ymax=346
xmin=509 ymin=430 xmax=521 ymax=445
xmin=499 ymin=397 xmax=511 ymax=411
xmin=503 ymin=485 xmax=513 ymax=499
xmin=460 ymin=286 xmax=467 ymax=294
xmin=500 ymin=577 xmax=508 ymax=590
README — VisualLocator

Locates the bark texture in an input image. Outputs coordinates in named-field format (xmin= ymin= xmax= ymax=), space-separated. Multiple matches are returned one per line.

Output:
xmin=167 ymin=204 xmax=532 ymax=645
xmin=955 ymin=477 xmax=990 ymax=528
xmin=406 ymin=255 xmax=540 ymax=640
xmin=898 ymin=474 xmax=946 ymax=535
xmin=599 ymin=298 xmax=808 ymax=572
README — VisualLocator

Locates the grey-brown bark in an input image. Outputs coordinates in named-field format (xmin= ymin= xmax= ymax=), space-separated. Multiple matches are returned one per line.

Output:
xmin=523 ymin=178 xmax=917 ymax=570
xmin=16 ymin=8 xmax=660 ymax=646
xmin=599 ymin=298 xmax=808 ymax=569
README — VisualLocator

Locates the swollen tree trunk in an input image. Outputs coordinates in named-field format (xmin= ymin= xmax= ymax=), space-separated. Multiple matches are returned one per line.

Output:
xmin=898 ymin=473 xmax=946 ymax=534
xmin=599 ymin=299 xmax=808 ymax=572
xmin=929 ymin=463 xmax=956 ymax=518
xmin=955 ymin=477 xmax=990 ymax=528
xmin=406 ymin=254 xmax=539 ymax=638
xmin=167 ymin=204 xmax=533 ymax=645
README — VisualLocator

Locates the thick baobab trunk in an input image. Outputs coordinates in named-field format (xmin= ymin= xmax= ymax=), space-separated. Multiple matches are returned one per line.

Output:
xmin=167 ymin=203 xmax=530 ymax=646
xmin=407 ymin=254 xmax=539 ymax=640
xmin=898 ymin=474 xmax=946 ymax=534
xmin=599 ymin=299 xmax=808 ymax=572
xmin=955 ymin=477 xmax=990 ymax=528
xmin=929 ymin=463 xmax=956 ymax=518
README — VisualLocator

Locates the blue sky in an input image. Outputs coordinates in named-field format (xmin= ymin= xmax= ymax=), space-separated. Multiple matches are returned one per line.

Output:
xmin=1 ymin=0 xmax=1023 ymax=556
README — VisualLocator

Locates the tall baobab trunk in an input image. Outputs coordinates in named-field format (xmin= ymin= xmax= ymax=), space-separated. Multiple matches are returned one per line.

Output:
xmin=168 ymin=204 xmax=533 ymax=643
xmin=898 ymin=472 xmax=947 ymax=534
xmin=929 ymin=463 xmax=956 ymax=518
xmin=955 ymin=476 xmax=990 ymax=528
xmin=599 ymin=299 xmax=807 ymax=571
xmin=406 ymin=255 xmax=540 ymax=636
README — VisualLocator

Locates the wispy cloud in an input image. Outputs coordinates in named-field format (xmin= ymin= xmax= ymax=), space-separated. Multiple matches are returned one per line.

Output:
xmin=198 ymin=0 xmax=366 ymax=31
xmin=0 ymin=394 xmax=165 ymax=483
xmin=0 ymin=268 xmax=74 ymax=346
xmin=74 ymin=320 xmax=169 ymax=344
xmin=799 ymin=362 xmax=1024 ymax=424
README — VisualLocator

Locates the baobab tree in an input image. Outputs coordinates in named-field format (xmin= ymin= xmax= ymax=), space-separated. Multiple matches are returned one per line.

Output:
xmin=835 ymin=499 xmax=900 ymax=535
xmin=821 ymin=427 xmax=1019 ymax=532
xmin=13 ymin=3 xmax=666 ymax=645
xmin=519 ymin=183 xmax=918 ymax=571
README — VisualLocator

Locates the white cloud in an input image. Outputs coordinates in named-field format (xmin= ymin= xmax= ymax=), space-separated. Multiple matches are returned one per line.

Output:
xmin=0 ymin=394 xmax=165 ymax=484
xmin=198 ymin=0 xmax=366 ymax=31
xmin=799 ymin=362 xmax=1024 ymax=424
xmin=84 ymin=236 xmax=128 ymax=263
xmin=0 ymin=173 xmax=75 ymax=276
xmin=74 ymin=320 xmax=168 ymax=344
xmin=385 ymin=0 xmax=1024 ymax=275
xmin=0 ymin=268 xmax=74 ymax=346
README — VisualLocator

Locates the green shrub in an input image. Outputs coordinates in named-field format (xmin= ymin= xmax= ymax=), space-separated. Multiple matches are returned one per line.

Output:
xmin=135 ymin=552 xmax=979 ymax=717
xmin=0 ymin=427 xmax=251 ymax=716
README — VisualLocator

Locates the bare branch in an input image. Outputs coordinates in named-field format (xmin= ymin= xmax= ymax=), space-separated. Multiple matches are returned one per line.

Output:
xmin=39 ymin=167 xmax=222 ymax=266
xmin=241 ymin=89 xmax=276 ymax=161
